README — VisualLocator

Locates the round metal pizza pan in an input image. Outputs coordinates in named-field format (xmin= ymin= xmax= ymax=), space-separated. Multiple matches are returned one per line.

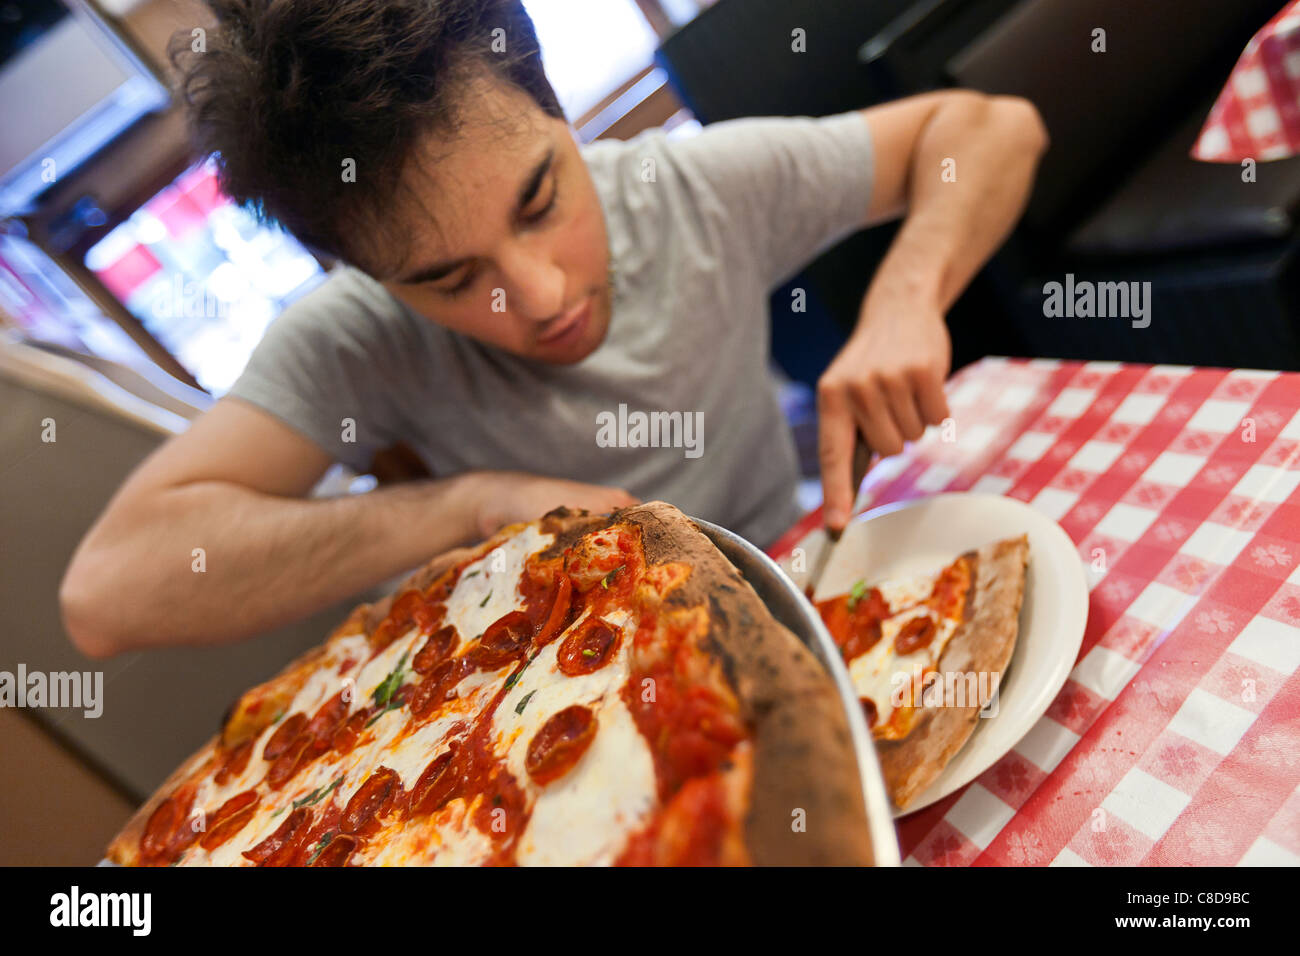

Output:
xmin=692 ymin=516 xmax=901 ymax=866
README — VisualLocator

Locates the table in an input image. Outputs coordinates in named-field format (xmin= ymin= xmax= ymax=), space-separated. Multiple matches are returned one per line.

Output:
xmin=768 ymin=357 xmax=1300 ymax=866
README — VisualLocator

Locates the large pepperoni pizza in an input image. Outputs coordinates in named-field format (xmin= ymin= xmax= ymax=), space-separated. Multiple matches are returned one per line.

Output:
xmin=107 ymin=501 xmax=873 ymax=866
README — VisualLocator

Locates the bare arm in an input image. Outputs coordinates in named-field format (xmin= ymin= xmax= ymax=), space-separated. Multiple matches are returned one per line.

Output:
xmin=60 ymin=398 xmax=635 ymax=657
xmin=819 ymin=91 xmax=1049 ymax=529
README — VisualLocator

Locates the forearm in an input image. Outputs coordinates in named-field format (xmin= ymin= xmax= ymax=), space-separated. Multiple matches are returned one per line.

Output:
xmin=61 ymin=475 xmax=480 ymax=655
xmin=872 ymin=95 xmax=1047 ymax=316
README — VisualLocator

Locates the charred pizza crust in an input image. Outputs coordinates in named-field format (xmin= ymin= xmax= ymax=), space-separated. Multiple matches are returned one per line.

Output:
xmin=109 ymin=502 xmax=874 ymax=866
xmin=875 ymin=535 xmax=1028 ymax=810
xmin=615 ymin=502 xmax=873 ymax=865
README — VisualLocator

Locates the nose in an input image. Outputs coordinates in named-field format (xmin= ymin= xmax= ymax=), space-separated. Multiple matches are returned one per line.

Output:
xmin=497 ymin=237 xmax=566 ymax=321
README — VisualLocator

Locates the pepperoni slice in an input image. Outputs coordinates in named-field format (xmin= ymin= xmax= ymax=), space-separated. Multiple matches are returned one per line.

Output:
xmin=309 ymin=833 xmax=358 ymax=867
xmin=140 ymin=791 xmax=198 ymax=862
xmin=342 ymin=767 xmax=399 ymax=834
xmin=243 ymin=806 xmax=311 ymax=866
xmin=894 ymin=615 xmax=937 ymax=656
xmin=410 ymin=748 xmax=459 ymax=816
xmin=471 ymin=772 xmax=527 ymax=844
xmin=306 ymin=691 xmax=350 ymax=751
xmin=214 ymin=739 xmax=253 ymax=786
xmin=557 ymin=618 xmax=620 ymax=676
xmin=199 ymin=790 xmax=260 ymax=851
xmin=373 ymin=590 xmax=443 ymax=648
xmin=412 ymin=625 xmax=459 ymax=674
xmin=263 ymin=712 xmax=308 ymax=761
xmin=266 ymin=733 xmax=313 ymax=789
xmin=525 ymin=705 xmax=597 ymax=786
xmin=533 ymin=573 xmax=574 ymax=646
xmin=467 ymin=611 xmax=534 ymax=670
xmin=842 ymin=617 xmax=883 ymax=662
xmin=331 ymin=708 xmax=373 ymax=755
xmin=410 ymin=657 xmax=473 ymax=717
xmin=861 ymin=698 xmax=878 ymax=728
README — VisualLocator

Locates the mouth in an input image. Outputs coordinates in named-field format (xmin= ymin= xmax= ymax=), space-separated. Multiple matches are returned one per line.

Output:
xmin=536 ymin=295 xmax=592 ymax=346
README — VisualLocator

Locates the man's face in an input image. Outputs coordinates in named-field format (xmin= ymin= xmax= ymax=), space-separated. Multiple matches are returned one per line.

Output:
xmin=375 ymin=72 xmax=613 ymax=365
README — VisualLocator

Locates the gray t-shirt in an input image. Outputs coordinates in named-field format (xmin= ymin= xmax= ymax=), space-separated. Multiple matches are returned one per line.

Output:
xmin=227 ymin=110 xmax=875 ymax=548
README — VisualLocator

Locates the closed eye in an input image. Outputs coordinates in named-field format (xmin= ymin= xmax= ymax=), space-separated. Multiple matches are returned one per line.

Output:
xmin=437 ymin=266 xmax=476 ymax=298
xmin=522 ymin=175 xmax=558 ymax=224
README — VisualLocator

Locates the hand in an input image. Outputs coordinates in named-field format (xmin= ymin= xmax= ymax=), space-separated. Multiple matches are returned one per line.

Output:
xmin=470 ymin=471 xmax=640 ymax=539
xmin=817 ymin=299 xmax=951 ymax=533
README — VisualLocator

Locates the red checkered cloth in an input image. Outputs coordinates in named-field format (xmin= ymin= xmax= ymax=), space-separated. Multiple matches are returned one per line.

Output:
xmin=1193 ymin=1 xmax=1300 ymax=161
xmin=768 ymin=358 xmax=1300 ymax=866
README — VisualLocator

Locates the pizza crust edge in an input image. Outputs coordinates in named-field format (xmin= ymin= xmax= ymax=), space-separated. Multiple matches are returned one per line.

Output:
xmin=620 ymin=501 xmax=874 ymax=866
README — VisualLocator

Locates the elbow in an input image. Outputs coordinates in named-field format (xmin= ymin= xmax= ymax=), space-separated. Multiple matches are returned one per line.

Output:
xmin=990 ymin=94 xmax=1050 ymax=156
xmin=59 ymin=552 xmax=127 ymax=660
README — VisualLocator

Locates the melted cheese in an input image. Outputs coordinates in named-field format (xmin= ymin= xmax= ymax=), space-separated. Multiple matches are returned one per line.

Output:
xmin=844 ymin=559 xmax=967 ymax=732
xmin=445 ymin=525 xmax=551 ymax=638
xmin=874 ymin=571 xmax=940 ymax=613
xmin=515 ymin=694 xmax=656 ymax=865
xmin=848 ymin=607 xmax=960 ymax=728
xmin=489 ymin=607 xmax=658 ymax=865
xmin=361 ymin=800 xmax=494 ymax=866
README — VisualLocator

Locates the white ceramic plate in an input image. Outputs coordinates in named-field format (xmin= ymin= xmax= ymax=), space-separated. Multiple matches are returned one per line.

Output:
xmin=812 ymin=493 xmax=1088 ymax=816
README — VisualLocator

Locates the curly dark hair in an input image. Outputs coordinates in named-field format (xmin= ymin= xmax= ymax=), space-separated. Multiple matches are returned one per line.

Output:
xmin=171 ymin=0 xmax=563 ymax=270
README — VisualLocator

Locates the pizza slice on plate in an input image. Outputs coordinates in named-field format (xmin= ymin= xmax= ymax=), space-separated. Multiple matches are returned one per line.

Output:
xmin=814 ymin=536 xmax=1029 ymax=810
xmin=107 ymin=501 xmax=873 ymax=866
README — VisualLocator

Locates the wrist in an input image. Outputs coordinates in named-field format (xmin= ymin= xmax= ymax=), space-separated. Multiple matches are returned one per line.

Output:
xmin=430 ymin=471 xmax=492 ymax=545
xmin=449 ymin=470 xmax=520 ymax=542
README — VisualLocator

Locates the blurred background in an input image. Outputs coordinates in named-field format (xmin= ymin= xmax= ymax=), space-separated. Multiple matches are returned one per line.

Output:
xmin=2 ymin=0 xmax=1298 ymax=863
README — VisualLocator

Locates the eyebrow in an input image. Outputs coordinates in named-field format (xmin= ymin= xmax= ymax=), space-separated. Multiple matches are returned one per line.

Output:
xmin=395 ymin=148 xmax=556 ymax=285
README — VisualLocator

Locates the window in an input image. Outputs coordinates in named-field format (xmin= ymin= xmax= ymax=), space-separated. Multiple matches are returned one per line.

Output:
xmin=522 ymin=0 xmax=712 ymax=122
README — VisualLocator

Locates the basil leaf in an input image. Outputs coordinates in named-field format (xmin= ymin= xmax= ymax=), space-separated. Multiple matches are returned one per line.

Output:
xmin=479 ymin=590 xmax=492 ymax=608
xmin=365 ymin=699 xmax=403 ymax=728
xmin=370 ymin=650 xmax=409 ymax=709
xmin=602 ymin=565 xmax=625 ymax=589
xmin=504 ymin=655 xmax=534 ymax=692
xmin=515 ymin=689 xmax=536 ymax=715
xmin=847 ymin=579 xmax=868 ymax=612
xmin=293 ymin=775 xmax=343 ymax=809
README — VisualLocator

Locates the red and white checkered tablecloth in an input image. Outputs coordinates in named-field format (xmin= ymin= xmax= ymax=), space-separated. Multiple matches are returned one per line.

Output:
xmin=767 ymin=357 xmax=1300 ymax=866
xmin=1193 ymin=0 xmax=1300 ymax=161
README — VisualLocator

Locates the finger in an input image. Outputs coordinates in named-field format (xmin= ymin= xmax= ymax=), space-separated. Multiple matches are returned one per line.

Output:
xmin=817 ymin=388 xmax=857 ymax=532
xmin=850 ymin=379 xmax=905 ymax=458
xmin=882 ymin=375 xmax=925 ymax=443
xmin=850 ymin=442 xmax=874 ymax=492
xmin=914 ymin=369 xmax=951 ymax=426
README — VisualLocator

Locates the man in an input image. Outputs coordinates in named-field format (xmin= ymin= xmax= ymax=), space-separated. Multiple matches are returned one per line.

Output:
xmin=60 ymin=0 xmax=1047 ymax=657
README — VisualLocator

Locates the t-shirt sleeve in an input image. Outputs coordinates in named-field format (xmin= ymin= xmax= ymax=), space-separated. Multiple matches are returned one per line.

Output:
xmin=658 ymin=110 xmax=875 ymax=289
xmin=224 ymin=271 xmax=409 ymax=474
